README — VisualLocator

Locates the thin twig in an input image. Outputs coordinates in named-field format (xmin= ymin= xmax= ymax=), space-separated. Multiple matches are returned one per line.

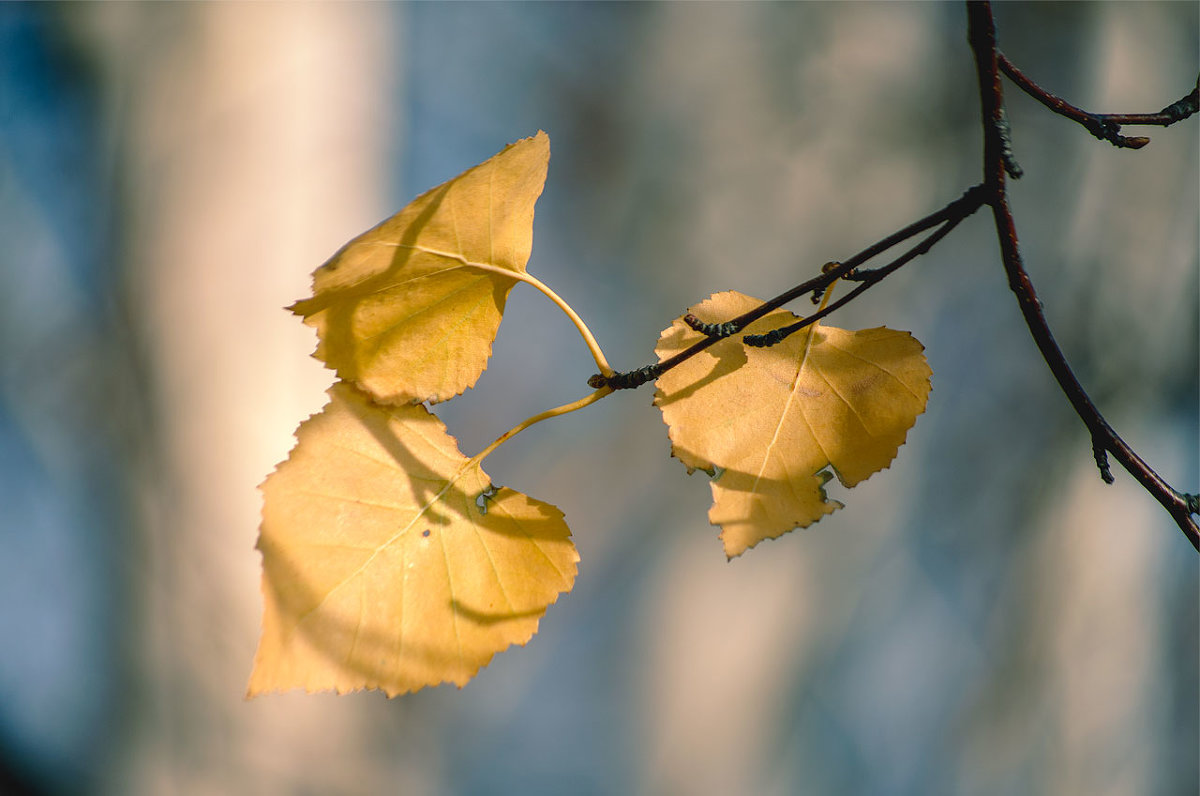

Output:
xmin=1099 ymin=77 xmax=1199 ymax=125
xmin=968 ymin=0 xmax=1199 ymax=549
xmin=998 ymin=53 xmax=1198 ymax=149
xmin=589 ymin=185 xmax=986 ymax=389
xmin=744 ymin=216 xmax=965 ymax=348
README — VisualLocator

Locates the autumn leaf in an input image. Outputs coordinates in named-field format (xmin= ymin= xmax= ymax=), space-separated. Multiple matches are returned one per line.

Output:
xmin=248 ymin=382 xmax=579 ymax=697
xmin=654 ymin=291 xmax=931 ymax=558
xmin=289 ymin=132 xmax=551 ymax=405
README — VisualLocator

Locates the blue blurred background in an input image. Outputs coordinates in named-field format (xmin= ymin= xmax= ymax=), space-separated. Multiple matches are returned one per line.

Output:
xmin=0 ymin=2 xmax=1195 ymax=794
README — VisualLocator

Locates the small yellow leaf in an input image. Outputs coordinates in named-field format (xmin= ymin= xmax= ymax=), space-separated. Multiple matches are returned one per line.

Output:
xmin=249 ymin=382 xmax=578 ymax=697
xmin=654 ymin=291 xmax=931 ymax=558
xmin=290 ymin=132 xmax=550 ymax=404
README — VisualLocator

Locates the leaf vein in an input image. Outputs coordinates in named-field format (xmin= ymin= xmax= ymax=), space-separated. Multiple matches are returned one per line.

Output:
xmin=812 ymin=367 xmax=874 ymax=438
xmin=353 ymin=272 xmax=494 ymax=349
xmin=289 ymin=488 xmax=415 ymax=515
xmin=288 ymin=462 xmax=475 ymax=637
xmin=492 ymin=496 xmax=570 ymax=585
xmin=436 ymin=511 xmax=467 ymax=673
xmin=466 ymin=500 xmax=517 ymax=619
xmin=752 ymin=328 xmax=818 ymax=493
xmin=346 ymin=578 xmax=364 ymax=669
xmin=824 ymin=338 xmax=924 ymax=400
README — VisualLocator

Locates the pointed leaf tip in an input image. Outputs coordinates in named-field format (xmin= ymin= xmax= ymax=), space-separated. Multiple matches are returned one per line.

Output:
xmin=290 ymin=133 xmax=551 ymax=404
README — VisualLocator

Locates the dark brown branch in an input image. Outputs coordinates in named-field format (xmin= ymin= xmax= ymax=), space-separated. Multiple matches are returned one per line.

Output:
xmin=589 ymin=185 xmax=986 ymax=390
xmin=592 ymin=3 xmax=1197 ymax=548
xmin=968 ymin=0 xmax=1199 ymax=549
xmin=1099 ymin=78 xmax=1199 ymax=125
xmin=744 ymin=216 xmax=964 ymax=348
xmin=998 ymin=53 xmax=1198 ymax=149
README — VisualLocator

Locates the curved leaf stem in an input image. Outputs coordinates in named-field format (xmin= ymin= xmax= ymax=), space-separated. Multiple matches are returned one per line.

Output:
xmin=514 ymin=271 xmax=615 ymax=377
xmin=404 ymin=246 xmax=615 ymax=377
xmin=815 ymin=276 xmax=839 ymax=313
xmin=470 ymin=387 xmax=613 ymax=466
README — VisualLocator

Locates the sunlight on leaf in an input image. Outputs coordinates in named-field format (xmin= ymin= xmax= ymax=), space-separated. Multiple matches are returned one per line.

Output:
xmin=654 ymin=291 xmax=932 ymax=558
xmin=290 ymin=132 xmax=550 ymax=404
xmin=248 ymin=382 xmax=578 ymax=697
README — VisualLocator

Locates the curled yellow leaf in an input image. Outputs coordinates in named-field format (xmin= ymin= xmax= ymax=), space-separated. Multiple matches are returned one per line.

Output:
xmin=290 ymin=132 xmax=550 ymax=404
xmin=249 ymin=382 xmax=578 ymax=697
xmin=654 ymin=291 xmax=932 ymax=558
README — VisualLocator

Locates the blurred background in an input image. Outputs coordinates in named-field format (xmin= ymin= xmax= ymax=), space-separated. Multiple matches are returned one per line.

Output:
xmin=0 ymin=2 xmax=1195 ymax=794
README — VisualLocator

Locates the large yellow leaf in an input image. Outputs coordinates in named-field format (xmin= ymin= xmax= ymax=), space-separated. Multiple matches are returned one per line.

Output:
xmin=290 ymin=132 xmax=550 ymax=404
xmin=654 ymin=291 xmax=931 ymax=558
xmin=248 ymin=381 xmax=578 ymax=697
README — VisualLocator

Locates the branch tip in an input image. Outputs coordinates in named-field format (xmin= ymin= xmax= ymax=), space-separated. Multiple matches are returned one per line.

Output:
xmin=1092 ymin=437 xmax=1115 ymax=485
xmin=996 ymin=50 xmax=1193 ymax=150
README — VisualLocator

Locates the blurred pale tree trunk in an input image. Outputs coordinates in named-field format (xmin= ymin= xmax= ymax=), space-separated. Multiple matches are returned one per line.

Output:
xmin=72 ymin=4 xmax=449 ymax=792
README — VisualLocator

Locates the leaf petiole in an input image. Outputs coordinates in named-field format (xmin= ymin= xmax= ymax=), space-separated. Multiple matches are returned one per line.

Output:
xmin=470 ymin=387 xmax=613 ymax=466
xmin=382 ymin=242 xmax=616 ymax=378
xmin=514 ymin=271 xmax=615 ymax=378
xmin=815 ymin=273 xmax=839 ymax=314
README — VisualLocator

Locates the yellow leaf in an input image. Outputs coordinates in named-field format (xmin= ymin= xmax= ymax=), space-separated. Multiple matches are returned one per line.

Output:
xmin=290 ymin=132 xmax=550 ymax=404
xmin=654 ymin=291 xmax=931 ymax=558
xmin=248 ymin=382 xmax=578 ymax=697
